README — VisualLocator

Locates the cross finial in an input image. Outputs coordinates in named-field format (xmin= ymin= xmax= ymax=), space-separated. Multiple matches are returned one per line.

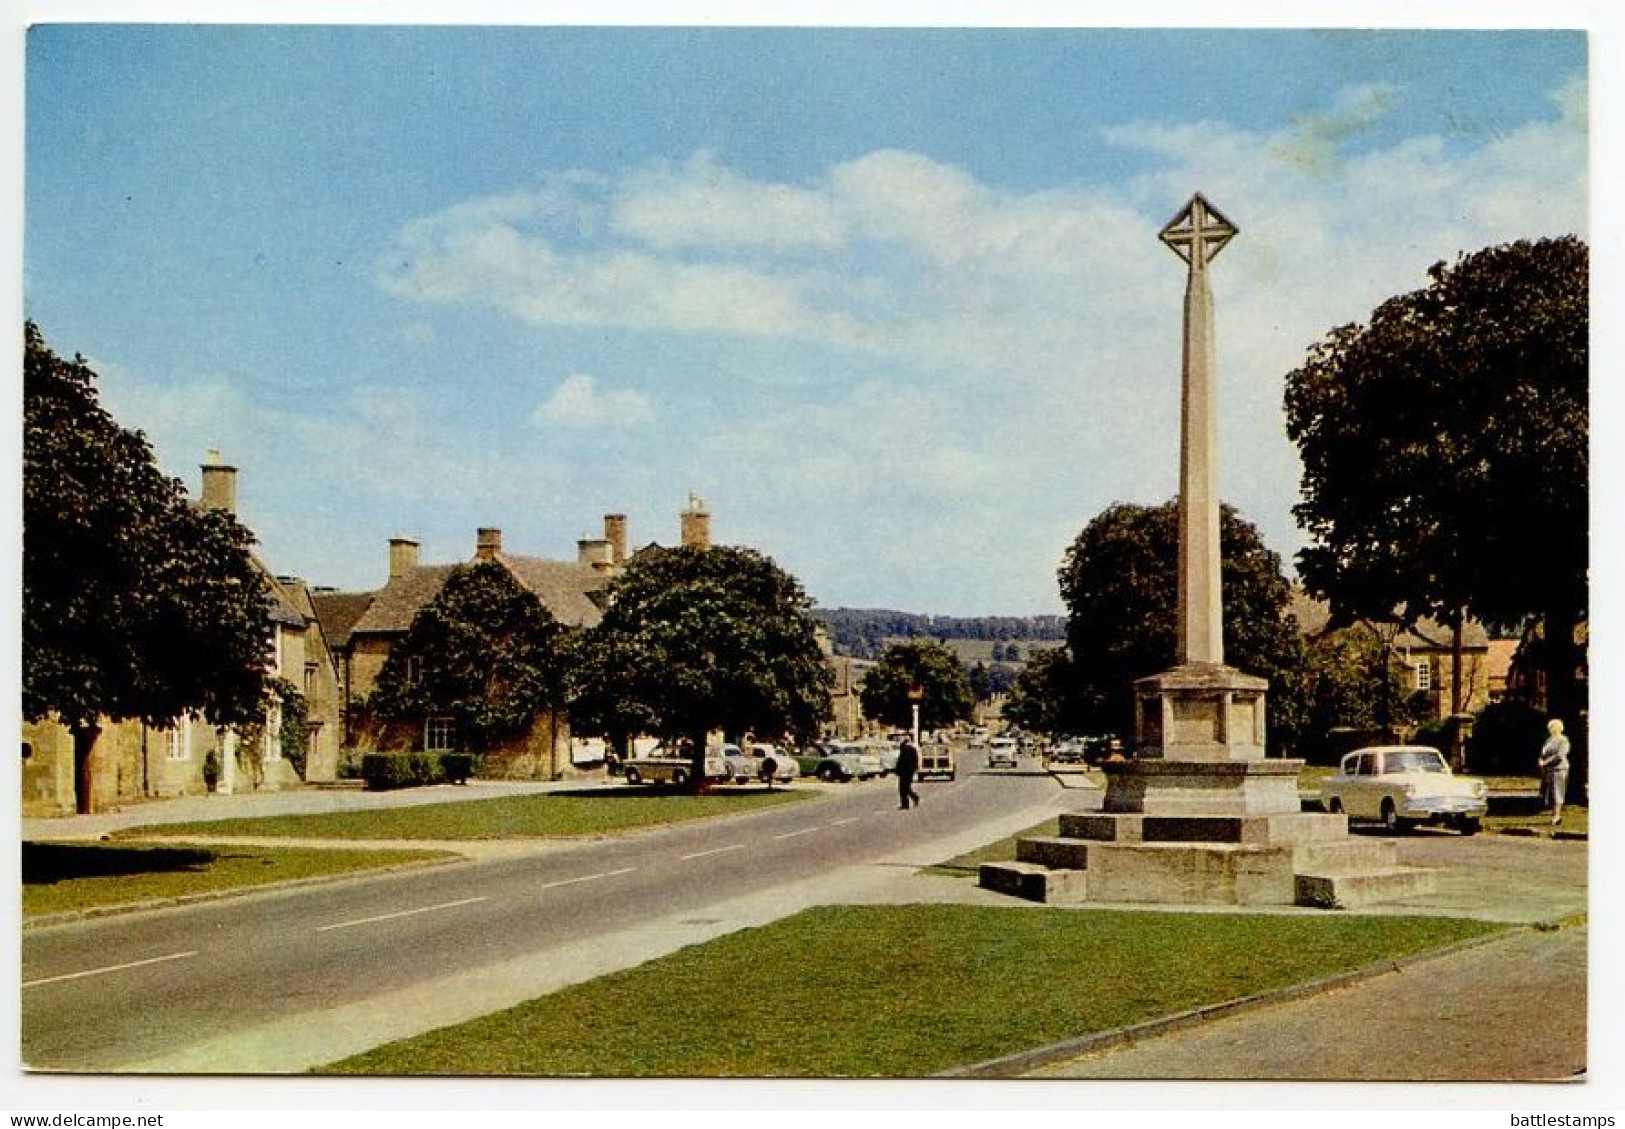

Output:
xmin=1159 ymin=193 xmax=1237 ymax=270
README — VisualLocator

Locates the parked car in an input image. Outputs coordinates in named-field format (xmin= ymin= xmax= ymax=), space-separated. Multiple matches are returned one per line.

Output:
xmin=1047 ymin=737 xmax=1089 ymax=765
xmin=744 ymin=742 xmax=799 ymax=784
xmin=1319 ymin=745 xmax=1487 ymax=835
xmin=621 ymin=745 xmax=732 ymax=788
xmin=812 ymin=741 xmax=884 ymax=782
xmin=986 ymin=737 xmax=1019 ymax=769
xmin=919 ymin=742 xmax=956 ymax=781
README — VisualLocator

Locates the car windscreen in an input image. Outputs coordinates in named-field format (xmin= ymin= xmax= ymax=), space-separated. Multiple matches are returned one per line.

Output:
xmin=1385 ymin=750 xmax=1446 ymax=773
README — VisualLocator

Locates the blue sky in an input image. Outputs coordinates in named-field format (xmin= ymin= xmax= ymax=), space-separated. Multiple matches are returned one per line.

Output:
xmin=23 ymin=20 xmax=1590 ymax=615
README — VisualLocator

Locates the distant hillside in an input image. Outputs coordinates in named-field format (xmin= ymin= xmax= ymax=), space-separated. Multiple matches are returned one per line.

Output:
xmin=813 ymin=608 xmax=1066 ymax=660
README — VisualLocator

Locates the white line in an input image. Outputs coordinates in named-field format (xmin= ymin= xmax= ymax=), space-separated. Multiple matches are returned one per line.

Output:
xmin=539 ymin=866 xmax=637 ymax=890
xmin=772 ymin=827 xmax=820 ymax=841
xmin=316 ymin=896 xmax=489 ymax=933
xmin=24 ymin=950 xmax=198 ymax=989
xmin=680 ymin=844 xmax=745 ymax=861
xmin=830 ymin=817 xmax=861 ymax=827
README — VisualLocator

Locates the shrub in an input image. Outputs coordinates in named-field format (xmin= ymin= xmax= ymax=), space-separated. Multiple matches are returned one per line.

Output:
xmin=362 ymin=752 xmax=477 ymax=791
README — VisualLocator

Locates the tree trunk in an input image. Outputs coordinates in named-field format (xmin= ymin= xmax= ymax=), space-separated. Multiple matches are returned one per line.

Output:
xmin=72 ymin=722 xmax=102 ymax=815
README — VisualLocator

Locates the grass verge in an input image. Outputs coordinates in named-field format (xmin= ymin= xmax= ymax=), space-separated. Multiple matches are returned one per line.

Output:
xmin=23 ymin=841 xmax=452 ymax=918
xmin=926 ymin=817 xmax=1060 ymax=875
xmin=319 ymin=904 xmax=1503 ymax=1077
xmin=109 ymin=787 xmax=809 ymax=842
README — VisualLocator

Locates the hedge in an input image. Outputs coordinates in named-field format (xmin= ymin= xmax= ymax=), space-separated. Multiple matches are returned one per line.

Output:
xmin=362 ymin=752 xmax=477 ymax=791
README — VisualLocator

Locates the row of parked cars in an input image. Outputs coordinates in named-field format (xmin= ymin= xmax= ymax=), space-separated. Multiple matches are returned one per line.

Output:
xmin=617 ymin=742 xmax=801 ymax=788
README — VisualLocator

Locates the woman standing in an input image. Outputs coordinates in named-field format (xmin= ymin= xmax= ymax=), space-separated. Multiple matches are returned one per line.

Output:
xmin=1539 ymin=719 xmax=1571 ymax=828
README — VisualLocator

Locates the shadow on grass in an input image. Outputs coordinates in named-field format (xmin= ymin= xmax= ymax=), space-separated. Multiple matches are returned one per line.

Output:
xmin=23 ymin=842 xmax=218 ymax=885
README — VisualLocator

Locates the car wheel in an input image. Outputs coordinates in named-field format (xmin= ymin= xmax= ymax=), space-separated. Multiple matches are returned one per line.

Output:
xmin=671 ymin=767 xmax=689 ymax=787
xmin=1325 ymin=796 xmax=1343 ymax=815
xmin=1459 ymin=817 xmax=1482 ymax=836
xmin=624 ymin=767 xmax=642 ymax=785
xmin=1381 ymin=798 xmax=1407 ymax=834
xmin=818 ymin=765 xmax=838 ymax=782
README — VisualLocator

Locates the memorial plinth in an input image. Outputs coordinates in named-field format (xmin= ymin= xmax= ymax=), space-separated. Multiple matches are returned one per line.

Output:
xmin=979 ymin=192 xmax=1437 ymax=909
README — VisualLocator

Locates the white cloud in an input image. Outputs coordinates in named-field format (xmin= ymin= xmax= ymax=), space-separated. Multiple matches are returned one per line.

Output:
xmin=369 ymin=73 xmax=1587 ymax=610
xmin=535 ymin=374 xmax=655 ymax=429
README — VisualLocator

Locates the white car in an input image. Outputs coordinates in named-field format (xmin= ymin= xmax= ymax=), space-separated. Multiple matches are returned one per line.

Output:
xmin=1319 ymin=745 xmax=1487 ymax=835
xmin=986 ymin=737 xmax=1019 ymax=769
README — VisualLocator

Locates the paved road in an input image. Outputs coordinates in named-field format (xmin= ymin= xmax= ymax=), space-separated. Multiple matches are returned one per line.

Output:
xmin=23 ymin=767 xmax=1068 ymax=1073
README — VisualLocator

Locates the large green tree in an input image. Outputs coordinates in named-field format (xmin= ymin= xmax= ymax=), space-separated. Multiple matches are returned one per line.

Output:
xmin=859 ymin=640 xmax=975 ymax=733
xmin=570 ymin=545 xmax=832 ymax=779
xmin=369 ymin=560 xmax=571 ymax=752
xmin=1057 ymin=501 xmax=1303 ymax=747
xmin=1284 ymin=237 xmax=1588 ymax=738
xmin=23 ymin=323 xmax=273 ymax=812
xmin=1002 ymin=645 xmax=1083 ymax=737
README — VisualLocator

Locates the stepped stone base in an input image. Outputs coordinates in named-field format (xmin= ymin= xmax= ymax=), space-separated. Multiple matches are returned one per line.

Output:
xmin=980 ymin=780 xmax=1440 ymax=909
xmin=978 ymin=861 xmax=1089 ymax=905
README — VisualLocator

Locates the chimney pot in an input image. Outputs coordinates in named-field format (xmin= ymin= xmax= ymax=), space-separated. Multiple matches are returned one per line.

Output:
xmin=604 ymin=513 xmax=628 ymax=566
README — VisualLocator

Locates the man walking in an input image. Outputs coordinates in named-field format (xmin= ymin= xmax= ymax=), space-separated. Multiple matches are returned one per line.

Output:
xmin=895 ymin=738 xmax=920 ymax=809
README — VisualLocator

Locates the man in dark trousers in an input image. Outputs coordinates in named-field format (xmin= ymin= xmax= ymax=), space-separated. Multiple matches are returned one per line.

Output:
xmin=895 ymin=738 xmax=920 ymax=809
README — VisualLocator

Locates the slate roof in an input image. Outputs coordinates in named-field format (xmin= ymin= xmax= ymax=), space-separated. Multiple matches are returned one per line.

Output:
xmin=345 ymin=554 xmax=608 ymax=637
xmin=309 ymin=590 xmax=378 ymax=649
xmin=1287 ymin=587 xmax=1489 ymax=649
xmin=348 ymin=564 xmax=461 ymax=636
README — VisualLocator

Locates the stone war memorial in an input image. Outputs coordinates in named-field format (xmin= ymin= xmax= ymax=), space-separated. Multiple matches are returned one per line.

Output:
xmin=981 ymin=194 xmax=1437 ymax=909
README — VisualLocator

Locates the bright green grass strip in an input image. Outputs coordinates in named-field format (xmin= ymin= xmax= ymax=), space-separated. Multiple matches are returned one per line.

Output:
xmin=109 ymin=788 xmax=808 ymax=842
xmin=23 ymin=841 xmax=452 ymax=918
xmin=321 ymin=905 xmax=1503 ymax=1078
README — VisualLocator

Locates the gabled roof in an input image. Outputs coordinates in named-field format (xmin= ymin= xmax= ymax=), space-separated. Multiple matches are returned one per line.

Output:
xmin=348 ymin=564 xmax=461 ymax=635
xmin=345 ymin=555 xmax=607 ymax=638
xmin=500 ymin=554 xmax=609 ymax=628
xmin=1288 ymin=587 xmax=1489 ymax=650
xmin=309 ymin=590 xmax=378 ymax=649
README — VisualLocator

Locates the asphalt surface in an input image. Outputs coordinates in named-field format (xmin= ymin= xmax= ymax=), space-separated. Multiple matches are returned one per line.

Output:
xmin=19 ymin=768 xmax=1596 ymax=1089
xmin=22 ymin=770 xmax=1069 ymax=1073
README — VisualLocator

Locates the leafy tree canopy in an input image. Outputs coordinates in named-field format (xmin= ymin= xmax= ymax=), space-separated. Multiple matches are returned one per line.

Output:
xmin=571 ymin=545 xmax=833 ymax=748
xmin=1057 ymin=501 xmax=1302 ymax=742
xmin=1003 ymin=646 xmax=1084 ymax=737
xmin=859 ymin=640 xmax=976 ymax=732
xmin=1284 ymin=237 xmax=1587 ymax=723
xmin=370 ymin=560 xmax=570 ymax=751
xmin=23 ymin=322 xmax=273 ymax=810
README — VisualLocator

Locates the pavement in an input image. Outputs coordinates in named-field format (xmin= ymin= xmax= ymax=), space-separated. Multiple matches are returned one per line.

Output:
xmin=20 ymin=776 xmax=1595 ymax=1085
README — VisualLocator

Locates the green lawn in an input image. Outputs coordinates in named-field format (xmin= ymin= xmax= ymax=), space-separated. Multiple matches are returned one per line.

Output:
xmin=320 ymin=904 xmax=1503 ymax=1077
xmin=110 ymin=787 xmax=809 ymax=842
xmin=23 ymin=841 xmax=453 ymax=918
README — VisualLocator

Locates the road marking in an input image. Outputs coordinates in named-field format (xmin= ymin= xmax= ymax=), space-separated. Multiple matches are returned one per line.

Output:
xmin=539 ymin=867 xmax=637 ymax=890
xmin=680 ymin=844 xmax=745 ymax=861
xmin=316 ymin=896 xmax=489 ymax=933
xmin=24 ymin=950 xmax=198 ymax=989
xmin=772 ymin=827 xmax=820 ymax=841
xmin=830 ymin=817 xmax=861 ymax=827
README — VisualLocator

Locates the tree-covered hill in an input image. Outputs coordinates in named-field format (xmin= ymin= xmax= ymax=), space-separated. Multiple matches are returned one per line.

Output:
xmin=813 ymin=608 xmax=1065 ymax=660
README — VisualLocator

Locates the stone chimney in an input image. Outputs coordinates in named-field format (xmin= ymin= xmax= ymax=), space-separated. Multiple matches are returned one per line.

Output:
xmin=578 ymin=537 xmax=614 ymax=573
xmin=604 ymin=513 xmax=628 ymax=565
xmin=476 ymin=527 xmax=503 ymax=560
xmin=200 ymin=449 xmax=237 ymax=515
xmin=389 ymin=537 xmax=421 ymax=579
xmin=680 ymin=492 xmax=711 ymax=549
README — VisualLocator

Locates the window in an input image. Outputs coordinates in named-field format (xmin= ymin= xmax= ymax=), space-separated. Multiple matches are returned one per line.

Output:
xmin=424 ymin=716 xmax=456 ymax=752
xmin=166 ymin=720 xmax=191 ymax=761
xmin=1414 ymin=661 xmax=1432 ymax=691
xmin=406 ymin=655 xmax=425 ymax=685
